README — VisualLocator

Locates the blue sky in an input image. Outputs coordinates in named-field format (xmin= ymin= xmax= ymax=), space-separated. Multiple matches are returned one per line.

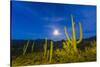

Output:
xmin=11 ymin=1 xmax=96 ymax=41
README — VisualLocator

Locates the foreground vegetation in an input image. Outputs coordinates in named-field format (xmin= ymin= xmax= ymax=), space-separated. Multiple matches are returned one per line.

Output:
xmin=12 ymin=40 xmax=96 ymax=66
xmin=11 ymin=16 xmax=96 ymax=66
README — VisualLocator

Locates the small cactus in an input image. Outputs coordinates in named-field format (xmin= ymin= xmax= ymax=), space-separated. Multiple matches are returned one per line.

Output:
xmin=49 ymin=41 xmax=53 ymax=63
xmin=63 ymin=42 xmax=67 ymax=49
xmin=44 ymin=38 xmax=47 ymax=57
xmin=47 ymin=50 xmax=50 ymax=61
xmin=31 ymin=42 xmax=34 ymax=52
xmin=23 ymin=40 xmax=30 ymax=55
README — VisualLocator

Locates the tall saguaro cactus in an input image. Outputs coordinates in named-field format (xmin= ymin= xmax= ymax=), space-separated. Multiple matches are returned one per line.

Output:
xmin=64 ymin=15 xmax=83 ymax=52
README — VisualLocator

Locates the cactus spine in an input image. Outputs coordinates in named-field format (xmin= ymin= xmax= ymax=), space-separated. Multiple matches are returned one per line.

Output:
xmin=49 ymin=41 xmax=53 ymax=63
xmin=64 ymin=15 xmax=83 ymax=52
xmin=44 ymin=38 xmax=47 ymax=57
xmin=23 ymin=40 xmax=30 ymax=55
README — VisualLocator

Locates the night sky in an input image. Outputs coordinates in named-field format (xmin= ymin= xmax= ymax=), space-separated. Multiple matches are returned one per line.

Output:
xmin=11 ymin=1 xmax=96 ymax=41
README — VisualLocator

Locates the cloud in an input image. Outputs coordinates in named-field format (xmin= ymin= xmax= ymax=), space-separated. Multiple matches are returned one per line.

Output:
xmin=42 ymin=17 xmax=65 ymax=22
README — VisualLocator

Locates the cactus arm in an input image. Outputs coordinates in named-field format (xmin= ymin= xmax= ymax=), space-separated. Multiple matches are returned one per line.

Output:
xmin=23 ymin=40 xmax=30 ymax=55
xmin=64 ymin=27 xmax=72 ymax=44
xmin=77 ymin=22 xmax=83 ymax=44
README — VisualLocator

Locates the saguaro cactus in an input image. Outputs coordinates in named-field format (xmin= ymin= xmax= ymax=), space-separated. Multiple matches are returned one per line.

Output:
xmin=23 ymin=40 xmax=30 ymax=55
xmin=49 ymin=41 xmax=53 ymax=63
xmin=64 ymin=15 xmax=83 ymax=52
xmin=44 ymin=38 xmax=47 ymax=57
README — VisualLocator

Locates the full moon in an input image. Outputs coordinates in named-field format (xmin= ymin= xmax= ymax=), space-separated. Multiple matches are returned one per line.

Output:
xmin=53 ymin=29 xmax=60 ymax=36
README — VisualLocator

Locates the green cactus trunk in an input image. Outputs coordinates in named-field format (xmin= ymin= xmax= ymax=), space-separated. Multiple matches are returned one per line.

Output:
xmin=71 ymin=16 xmax=77 ymax=52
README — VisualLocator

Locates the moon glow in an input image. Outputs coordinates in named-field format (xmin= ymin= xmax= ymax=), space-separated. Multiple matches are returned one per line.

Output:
xmin=53 ymin=29 xmax=60 ymax=36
